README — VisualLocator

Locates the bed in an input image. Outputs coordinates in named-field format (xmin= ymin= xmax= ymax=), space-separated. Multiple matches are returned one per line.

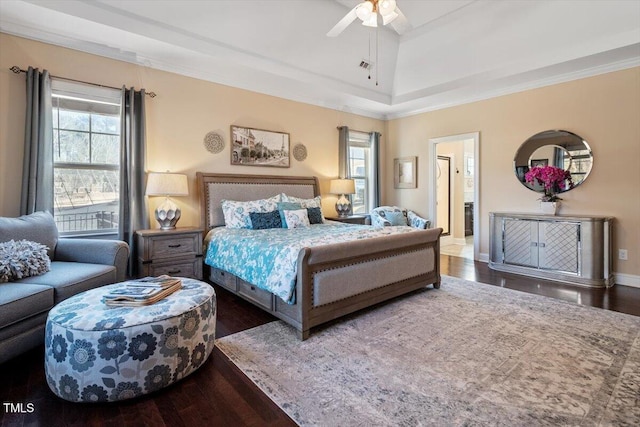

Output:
xmin=197 ymin=172 xmax=442 ymax=340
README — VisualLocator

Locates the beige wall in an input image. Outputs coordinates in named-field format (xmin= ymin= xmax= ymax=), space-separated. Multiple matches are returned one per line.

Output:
xmin=386 ymin=67 xmax=640 ymax=277
xmin=1 ymin=34 xmax=639 ymax=278
xmin=0 ymin=34 xmax=384 ymax=226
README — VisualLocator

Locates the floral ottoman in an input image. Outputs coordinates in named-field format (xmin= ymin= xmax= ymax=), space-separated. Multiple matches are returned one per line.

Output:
xmin=44 ymin=278 xmax=216 ymax=402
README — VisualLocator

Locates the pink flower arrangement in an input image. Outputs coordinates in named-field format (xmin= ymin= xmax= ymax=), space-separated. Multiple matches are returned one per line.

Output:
xmin=524 ymin=165 xmax=573 ymax=202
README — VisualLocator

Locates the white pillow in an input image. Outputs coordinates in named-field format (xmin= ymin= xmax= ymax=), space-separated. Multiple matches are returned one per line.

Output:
xmin=283 ymin=209 xmax=311 ymax=229
xmin=281 ymin=194 xmax=324 ymax=222
xmin=221 ymin=195 xmax=280 ymax=228
xmin=282 ymin=194 xmax=321 ymax=208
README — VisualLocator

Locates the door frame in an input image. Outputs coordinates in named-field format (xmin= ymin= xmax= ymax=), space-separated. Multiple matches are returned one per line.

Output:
xmin=428 ymin=132 xmax=480 ymax=261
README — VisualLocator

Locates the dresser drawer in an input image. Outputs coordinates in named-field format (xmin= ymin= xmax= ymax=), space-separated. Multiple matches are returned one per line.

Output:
xmin=139 ymin=258 xmax=202 ymax=279
xmin=148 ymin=234 xmax=200 ymax=259
xmin=210 ymin=268 xmax=237 ymax=292
xmin=238 ymin=279 xmax=273 ymax=310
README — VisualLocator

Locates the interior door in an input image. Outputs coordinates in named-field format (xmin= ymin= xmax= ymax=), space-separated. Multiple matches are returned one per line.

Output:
xmin=436 ymin=156 xmax=451 ymax=235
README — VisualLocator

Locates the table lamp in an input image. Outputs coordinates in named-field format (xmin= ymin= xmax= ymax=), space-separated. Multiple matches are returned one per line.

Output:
xmin=330 ymin=178 xmax=356 ymax=217
xmin=146 ymin=172 xmax=189 ymax=229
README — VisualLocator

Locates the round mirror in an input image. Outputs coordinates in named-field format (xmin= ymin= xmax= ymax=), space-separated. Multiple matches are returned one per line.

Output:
xmin=514 ymin=130 xmax=593 ymax=193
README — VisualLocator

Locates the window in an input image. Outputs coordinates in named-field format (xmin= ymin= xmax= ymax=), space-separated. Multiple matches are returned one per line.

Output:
xmin=51 ymin=80 xmax=122 ymax=235
xmin=347 ymin=131 xmax=376 ymax=213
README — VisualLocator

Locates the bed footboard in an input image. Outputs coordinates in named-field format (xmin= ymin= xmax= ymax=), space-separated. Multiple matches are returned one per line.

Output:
xmin=294 ymin=227 xmax=442 ymax=339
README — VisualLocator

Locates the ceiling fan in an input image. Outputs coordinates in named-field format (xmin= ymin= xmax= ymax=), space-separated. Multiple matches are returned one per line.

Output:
xmin=327 ymin=0 xmax=410 ymax=37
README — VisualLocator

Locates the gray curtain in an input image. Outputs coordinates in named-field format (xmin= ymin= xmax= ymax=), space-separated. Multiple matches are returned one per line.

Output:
xmin=553 ymin=146 xmax=564 ymax=169
xmin=370 ymin=131 xmax=381 ymax=208
xmin=119 ymin=87 xmax=149 ymax=277
xmin=338 ymin=126 xmax=349 ymax=178
xmin=21 ymin=67 xmax=53 ymax=215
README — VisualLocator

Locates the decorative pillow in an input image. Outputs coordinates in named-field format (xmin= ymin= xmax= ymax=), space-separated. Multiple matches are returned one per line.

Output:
xmin=0 ymin=239 xmax=51 ymax=283
xmin=282 ymin=194 xmax=325 ymax=222
xmin=277 ymin=202 xmax=302 ymax=225
xmin=249 ymin=210 xmax=282 ymax=230
xmin=221 ymin=195 xmax=280 ymax=228
xmin=307 ymin=207 xmax=323 ymax=225
xmin=283 ymin=209 xmax=311 ymax=229
xmin=281 ymin=194 xmax=322 ymax=208
xmin=408 ymin=211 xmax=430 ymax=229
xmin=385 ymin=211 xmax=408 ymax=226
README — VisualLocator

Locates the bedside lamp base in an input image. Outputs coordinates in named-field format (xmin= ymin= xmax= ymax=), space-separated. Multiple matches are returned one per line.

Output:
xmin=155 ymin=197 xmax=181 ymax=230
xmin=335 ymin=194 xmax=352 ymax=217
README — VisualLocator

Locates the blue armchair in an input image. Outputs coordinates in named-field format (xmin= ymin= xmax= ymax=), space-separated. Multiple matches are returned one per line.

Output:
xmin=370 ymin=206 xmax=431 ymax=229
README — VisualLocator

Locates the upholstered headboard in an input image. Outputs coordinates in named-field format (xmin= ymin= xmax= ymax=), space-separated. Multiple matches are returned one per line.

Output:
xmin=197 ymin=173 xmax=320 ymax=230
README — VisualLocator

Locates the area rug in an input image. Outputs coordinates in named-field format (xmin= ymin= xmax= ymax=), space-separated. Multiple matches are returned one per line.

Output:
xmin=217 ymin=276 xmax=640 ymax=426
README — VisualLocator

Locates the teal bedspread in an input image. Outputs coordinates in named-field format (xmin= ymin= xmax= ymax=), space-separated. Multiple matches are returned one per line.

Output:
xmin=204 ymin=224 xmax=418 ymax=303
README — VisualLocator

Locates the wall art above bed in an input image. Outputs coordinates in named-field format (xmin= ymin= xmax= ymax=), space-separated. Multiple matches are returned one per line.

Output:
xmin=203 ymin=131 xmax=225 ymax=154
xmin=231 ymin=125 xmax=290 ymax=168
xmin=292 ymin=143 xmax=308 ymax=162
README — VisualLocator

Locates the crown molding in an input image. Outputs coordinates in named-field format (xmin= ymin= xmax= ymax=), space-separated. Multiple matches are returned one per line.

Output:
xmin=383 ymin=56 xmax=640 ymax=120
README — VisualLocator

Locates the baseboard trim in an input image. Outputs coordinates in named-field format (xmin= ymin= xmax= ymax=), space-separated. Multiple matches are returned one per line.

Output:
xmin=615 ymin=273 xmax=640 ymax=288
xmin=474 ymin=255 xmax=638 ymax=288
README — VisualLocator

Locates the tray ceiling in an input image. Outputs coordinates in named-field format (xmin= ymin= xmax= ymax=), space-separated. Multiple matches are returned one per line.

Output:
xmin=1 ymin=0 xmax=639 ymax=119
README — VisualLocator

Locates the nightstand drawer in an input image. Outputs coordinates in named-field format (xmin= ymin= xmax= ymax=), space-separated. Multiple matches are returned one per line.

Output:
xmin=149 ymin=234 xmax=200 ymax=259
xmin=238 ymin=279 xmax=272 ymax=310
xmin=210 ymin=268 xmax=237 ymax=292
xmin=140 ymin=258 xmax=201 ymax=278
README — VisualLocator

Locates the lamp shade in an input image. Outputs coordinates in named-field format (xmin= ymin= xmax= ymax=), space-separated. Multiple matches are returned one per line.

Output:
xmin=146 ymin=172 xmax=189 ymax=197
xmin=330 ymin=179 xmax=356 ymax=195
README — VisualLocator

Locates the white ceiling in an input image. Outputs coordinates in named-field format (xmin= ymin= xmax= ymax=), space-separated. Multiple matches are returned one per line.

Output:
xmin=1 ymin=0 xmax=639 ymax=119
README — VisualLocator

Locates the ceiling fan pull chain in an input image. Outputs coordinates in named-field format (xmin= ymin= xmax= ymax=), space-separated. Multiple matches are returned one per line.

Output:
xmin=376 ymin=22 xmax=379 ymax=86
xmin=368 ymin=29 xmax=372 ymax=80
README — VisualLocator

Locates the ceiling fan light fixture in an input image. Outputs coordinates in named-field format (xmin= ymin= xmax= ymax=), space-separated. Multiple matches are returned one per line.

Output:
xmin=378 ymin=0 xmax=397 ymax=17
xmin=362 ymin=12 xmax=378 ymax=28
xmin=355 ymin=1 xmax=374 ymax=21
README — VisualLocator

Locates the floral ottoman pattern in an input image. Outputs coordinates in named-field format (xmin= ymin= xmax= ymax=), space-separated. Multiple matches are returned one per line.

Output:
xmin=45 ymin=278 xmax=216 ymax=402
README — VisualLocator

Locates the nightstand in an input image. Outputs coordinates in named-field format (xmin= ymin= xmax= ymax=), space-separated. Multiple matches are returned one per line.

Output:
xmin=326 ymin=215 xmax=369 ymax=225
xmin=136 ymin=227 xmax=203 ymax=279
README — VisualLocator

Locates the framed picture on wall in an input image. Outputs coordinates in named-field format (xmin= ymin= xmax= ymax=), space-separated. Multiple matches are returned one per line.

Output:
xmin=394 ymin=156 xmax=417 ymax=189
xmin=230 ymin=125 xmax=290 ymax=167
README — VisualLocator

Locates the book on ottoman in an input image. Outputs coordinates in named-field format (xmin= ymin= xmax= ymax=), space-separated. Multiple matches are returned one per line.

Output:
xmin=103 ymin=276 xmax=182 ymax=306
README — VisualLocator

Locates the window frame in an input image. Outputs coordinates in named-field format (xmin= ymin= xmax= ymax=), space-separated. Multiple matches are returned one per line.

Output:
xmin=51 ymin=80 xmax=122 ymax=237
xmin=347 ymin=131 xmax=376 ymax=214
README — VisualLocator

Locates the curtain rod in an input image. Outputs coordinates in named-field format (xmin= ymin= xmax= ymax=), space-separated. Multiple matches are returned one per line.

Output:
xmin=337 ymin=126 xmax=382 ymax=136
xmin=10 ymin=66 xmax=157 ymax=98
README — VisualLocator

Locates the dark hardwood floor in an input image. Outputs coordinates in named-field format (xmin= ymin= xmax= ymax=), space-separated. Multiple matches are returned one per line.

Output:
xmin=2 ymin=255 xmax=639 ymax=426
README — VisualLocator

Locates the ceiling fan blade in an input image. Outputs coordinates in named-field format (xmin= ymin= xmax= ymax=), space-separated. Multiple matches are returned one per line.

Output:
xmin=382 ymin=10 xmax=398 ymax=25
xmin=327 ymin=5 xmax=359 ymax=37
xmin=389 ymin=6 xmax=412 ymax=35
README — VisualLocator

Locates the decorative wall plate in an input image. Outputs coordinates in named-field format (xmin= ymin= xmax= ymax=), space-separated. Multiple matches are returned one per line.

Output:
xmin=204 ymin=132 xmax=225 ymax=154
xmin=293 ymin=143 xmax=308 ymax=161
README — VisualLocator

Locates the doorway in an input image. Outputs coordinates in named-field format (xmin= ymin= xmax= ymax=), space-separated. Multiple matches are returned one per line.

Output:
xmin=428 ymin=132 xmax=479 ymax=261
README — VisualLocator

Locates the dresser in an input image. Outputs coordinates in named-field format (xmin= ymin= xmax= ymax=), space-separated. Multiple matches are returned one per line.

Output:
xmin=136 ymin=227 xmax=203 ymax=279
xmin=489 ymin=212 xmax=613 ymax=287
